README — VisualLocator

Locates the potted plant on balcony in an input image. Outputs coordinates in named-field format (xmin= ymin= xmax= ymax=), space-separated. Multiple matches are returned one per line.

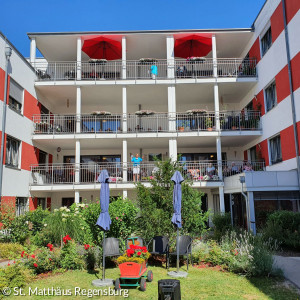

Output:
xmin=186 ymin=109 xmax=207 ymax=115
xmin=89 ymin=58 xmax=107 ymax=65
xmin=138 ymin=58 xmax=157 ymax=65
xmin=135 ymin=110 xmax=156 ymax=116
xmin=186 ymin=57 xmax=206 ymax=63
xmin=91 ymin=111 xmax=112 ymax=116
xmin=178 ymin=120 xmax=189 ymax=132
xmin=205 ymin=117 xmax=213 ymax=131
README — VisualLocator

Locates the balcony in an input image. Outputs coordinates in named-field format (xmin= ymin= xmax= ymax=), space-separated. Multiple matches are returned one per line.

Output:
xmin=32 ymin=111 xmax=261 ymax=135
xmin=34 ymin=59 xmax=257 ymax=82
xmin=30 ymin=160 xmax=265 ymax=187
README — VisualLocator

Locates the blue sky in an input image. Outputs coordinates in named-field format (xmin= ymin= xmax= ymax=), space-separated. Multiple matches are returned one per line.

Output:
xmin=1 ymin=0 xmax=266 ymax=58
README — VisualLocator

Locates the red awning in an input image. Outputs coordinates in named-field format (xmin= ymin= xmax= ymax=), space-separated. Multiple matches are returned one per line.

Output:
xmin=81 ymin=36 xmax=122 ymax=60
xmin=174 ymin=34 xmax=212 ymax=59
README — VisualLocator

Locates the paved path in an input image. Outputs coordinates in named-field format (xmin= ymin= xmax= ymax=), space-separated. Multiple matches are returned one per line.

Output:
xmin=273 ymin=255 xmax=300 ymax=288
xmin=0 ymin=259 xmax=15 ymax=268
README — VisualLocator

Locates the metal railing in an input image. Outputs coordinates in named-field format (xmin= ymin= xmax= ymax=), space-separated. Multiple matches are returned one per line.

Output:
xmin=30 ymin=160 xmax=265 ymax=186
xmin=33 ymin=59 xmax=257 ymax=81
xmin=32 ymin=111 xmax=261 ymax=134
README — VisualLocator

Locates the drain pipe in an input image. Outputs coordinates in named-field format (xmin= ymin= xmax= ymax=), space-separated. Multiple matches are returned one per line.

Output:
xmin=281 ymin=0 xmax=300 ymax=192
xmin=0 ymin=45 xmax=12 ymax=206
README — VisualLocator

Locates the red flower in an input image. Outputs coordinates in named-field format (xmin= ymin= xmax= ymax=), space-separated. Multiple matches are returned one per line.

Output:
xmin=7 ymin=263 xmax=10 ymax=266
xmin=33 ymin=263 xmax=38 ymax=268
xmin=84 ymin=244 xmax=90 ymax=250
xmin=126 ymin=249 xmax=135 ymax=257
xmin=31 ymin=254 xmax=36 ymax=259
xmin=21 ymin=251 xmax=25 ymax=258
xmin=63 ymin=235 xmax=71 ymax=244
xmin=137 ymin=251 xmax=142 ymax=256
xmin=47 ymin=243 xmax=54 ymax=251
xmin=49 ymin=258 xmax=52 ymax=261
xmin=141 ymin=246 xmax=147 ymax=253
xmin=13 ymin=261 xmax=16 ymax=264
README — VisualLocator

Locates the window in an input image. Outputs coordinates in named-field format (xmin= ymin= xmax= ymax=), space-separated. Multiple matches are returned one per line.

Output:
xmin=265 ymin=81 xmax=277 ymax=112
xmin=261 ymin=27 xmax=272 ymax=56
xmin=37 ymin=198 xmax=46 ymax=210
xmin=5 ymin=136 xmax=20 ymax=168
xmin=213 ymin=194 xmax=220 ymax=215
xmin=269 ymin=135 xmax=282 ymax=165
xmin=16 ymin=197 xmax=28 ymax=216
xmin=249 ymin=146 xmax=257 ymax=162
xmin=9 ymin=79 xmax=23 ymax=114
xmin=38 ymin=150 xmax=47 ymax=165
xmin=149 ymin=153 xmax=162 ymax=161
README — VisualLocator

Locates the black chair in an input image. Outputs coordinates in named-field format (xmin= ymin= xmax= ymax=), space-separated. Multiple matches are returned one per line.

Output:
xmin=103 ymin=237 xmax=122 ymax=258
xmin=147 ymin=236 xmax=169 ymax=269
xmin=168 ymin=235 xmax=192 ymax=270
xmin=126 ymin=237 xmax=144 ymax=249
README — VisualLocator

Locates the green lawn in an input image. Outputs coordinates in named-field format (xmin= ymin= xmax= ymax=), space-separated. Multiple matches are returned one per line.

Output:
xmin=9 ymin=266 xmax=299 ymax=300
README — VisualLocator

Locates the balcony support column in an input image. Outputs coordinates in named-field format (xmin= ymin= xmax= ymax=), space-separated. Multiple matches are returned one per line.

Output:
xmin=30 ymin=38 xmax=36 ymax=66
xmin=212 ymin=35 xmax=217 ymax=78
xmin=122 ymin=139 xmax=127 ymax=182
xmin=168 ymin=86 xmax=176 ymax=132
xmin=122 ymin=36 xmax=126 ymax=79
xmin=169 ymin=139 xmax=177 ymax=162
xmin=77 ymin=37 xmax=82 ymax=80
xmin=122 ymin=86 xmax=127 ymax=132
xmin=216 ymin=136 xmax=222 ymax=180
xmin=75 ymin=191 xmax=80 ymax=204
xmin=166 ymin=35 xmax=175 ymax=79
xmin=219 ymin=187 xmax=225 ymax=213
xmin=75 ymin=140 xmax=81 ymax=184
xmin=123 ymin=190 xmax=128 ymax=198
xmin=247 ymin=191 xmax=256 ymax=234
xmin=76 ymin=87 xmax=81 ymax=133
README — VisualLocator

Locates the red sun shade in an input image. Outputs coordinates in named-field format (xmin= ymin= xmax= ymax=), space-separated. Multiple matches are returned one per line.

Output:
xmin=174 ymin=35 xmax=212 ymax=59
xmin=82 ymin=36 xmax=122 ymax=60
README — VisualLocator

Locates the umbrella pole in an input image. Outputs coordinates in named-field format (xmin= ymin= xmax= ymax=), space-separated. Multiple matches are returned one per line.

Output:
xmin=176 ymin=226 xmax=179 ymax=273
xmin=103 ymin=232 xmax=105 ymax=280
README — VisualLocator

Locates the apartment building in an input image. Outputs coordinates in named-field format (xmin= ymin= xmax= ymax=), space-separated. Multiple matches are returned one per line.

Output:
xmin=0 ymin=0 xmax=299 ymax=231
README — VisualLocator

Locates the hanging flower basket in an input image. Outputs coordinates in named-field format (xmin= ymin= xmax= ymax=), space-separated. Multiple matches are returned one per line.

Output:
xmin=138 ymin=58 xmax=157 ymax=64
xmin=91 ymin=111 xmax=112 ymax=116
xmin=187 ymin=56 xmax=206 ymax=62
xmin=89 ymin=59 xmax=107 ymax=65
xmin=135 ymin=110 xmax=156 ymax=116
xmin=186 ymin=109 xmax=207 ymax=115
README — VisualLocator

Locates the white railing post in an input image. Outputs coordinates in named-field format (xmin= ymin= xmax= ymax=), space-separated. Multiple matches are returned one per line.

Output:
xmin=77 ymin=37 xmax=82 ymax=80
xmin=122 ymin=36 xmax=127 ymax=79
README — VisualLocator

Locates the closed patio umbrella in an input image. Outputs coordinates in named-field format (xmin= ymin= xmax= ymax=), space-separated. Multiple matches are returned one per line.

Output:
xmin=94 ymin=169 xmax=113 ymax=286
xmin=171 ymin=171 xmax=184 ymax=274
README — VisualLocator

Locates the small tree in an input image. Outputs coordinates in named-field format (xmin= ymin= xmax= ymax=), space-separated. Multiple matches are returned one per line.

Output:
xmin=135 ymin=159 xmax=209 ymax=242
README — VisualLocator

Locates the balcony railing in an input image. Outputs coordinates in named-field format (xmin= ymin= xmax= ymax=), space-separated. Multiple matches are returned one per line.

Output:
xmin=33 ymin=59 xmax=257 ymax=81
xmin=32 ymin=111 xmax=261 ymax=134
xmin=30 ymin=160 xmax=265 ymax=186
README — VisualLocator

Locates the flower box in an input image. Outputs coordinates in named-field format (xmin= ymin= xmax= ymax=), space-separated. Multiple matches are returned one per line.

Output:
xmin=118 ymin=261 xmax=147 ymax=278
xmin=89 ymin=59 xmax=107 ymax=65
xmin=135 ymin=110 xmax=156 ymax=116
xmin=91 ymin=111 xmax=112 ymax=116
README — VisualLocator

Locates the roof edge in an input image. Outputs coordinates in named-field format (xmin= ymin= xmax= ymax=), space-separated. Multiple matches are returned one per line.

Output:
xmin=0 ymin=31 xmax=35 ymax=72
xmin=27 ymin=28 xmax=254 ymax=37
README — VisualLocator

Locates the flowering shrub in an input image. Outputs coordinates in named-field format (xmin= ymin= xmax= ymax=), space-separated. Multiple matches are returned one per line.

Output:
xmin=59 ymin=237 xmax=84 ymax=270
xmin=117 ymin=245 xmax=151 ymax=265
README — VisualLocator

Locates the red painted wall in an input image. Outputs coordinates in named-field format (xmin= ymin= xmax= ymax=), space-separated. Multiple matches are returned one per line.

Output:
xmin=249 ymin=37 xmax=261 ymax=63
xmin=257 ymin=140 xmax=269 ymax=166
xmin=271 ymin=2 xmax=284 ymax=42
xmin=253 ymin=90 xmax=265 ymax=116
xmin=285 ymin=0 xmax=300 ymax=24
xmin=23 ymin=90 xmax=41 ymax=120
xmin=275 ymin=65 xmax=290 ymax=103
xmin=29 ymin=197 xmax=38 ymax=211
xmin=244 ymin=150 xmax=248 ymax=161
xmin=49 ymin=154 xmax=53 ymax=165
xmin=47 ymin=197 xmax=51 ymax=210
xmin=0 ymin=68 xmax=5 ymax=102
xmin=20 ymin=142 xmax=39 ymax=171
xmin=291 ymin=52 xmax=300 ymax=92
xmin=281 ymin=125 xmax=296 ymax=161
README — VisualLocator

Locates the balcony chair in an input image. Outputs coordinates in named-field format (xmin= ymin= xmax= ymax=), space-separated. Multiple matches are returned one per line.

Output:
xmin=103 ymin=237 xmax=122 ymax=259
xmin=168 ymin=235 xmax=192 ymax=270
xmin=126 ymin=237 xmax=144 ymax=249
xmin=147 ymin=236 xmax=169 ymax=269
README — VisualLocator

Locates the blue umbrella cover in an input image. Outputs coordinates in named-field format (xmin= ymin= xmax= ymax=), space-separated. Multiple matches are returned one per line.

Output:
xmin=171 ymin=171 xmax=184 ymax=229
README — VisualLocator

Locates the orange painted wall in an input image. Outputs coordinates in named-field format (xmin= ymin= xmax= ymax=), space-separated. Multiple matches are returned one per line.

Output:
xmin=271 ymin=2 xmax=284 ymax=42
xmin=29 ymin=197 xmax=37 ymax=211
xmin=20 ymin=142 xmax=39 ymax=171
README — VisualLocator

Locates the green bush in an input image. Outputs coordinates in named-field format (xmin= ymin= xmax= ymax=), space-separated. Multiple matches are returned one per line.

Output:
xmin=0 ymin=243 xmax=24 ymax=259
xmin=212 ymin=213 xmax=232 ymax=241
xmin=5 ymin=215 xmax=30 ymax=244
xmin=135 ymin=159 xmax=209 ymax=242
xmin=26 ymin=206 xmax=50 ymax=235
xmin=59 ymin=240 xmax=84 ymax=270
xmin=262 ymin=210 xmax=300 ymax=250
xmin=0 ymin=263 xmax=34 ymax=291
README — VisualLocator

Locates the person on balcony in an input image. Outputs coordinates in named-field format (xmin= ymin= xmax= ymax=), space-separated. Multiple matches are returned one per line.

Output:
xmin=206 ymin=163 xmax=215 ymax=177
xmin=150 ymin=64 xmax=158 ymax=79
xmin=231 ymin=162 xmax=239 ymax=174
xmin=131 ymin=154 xmax=144 ymax=182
